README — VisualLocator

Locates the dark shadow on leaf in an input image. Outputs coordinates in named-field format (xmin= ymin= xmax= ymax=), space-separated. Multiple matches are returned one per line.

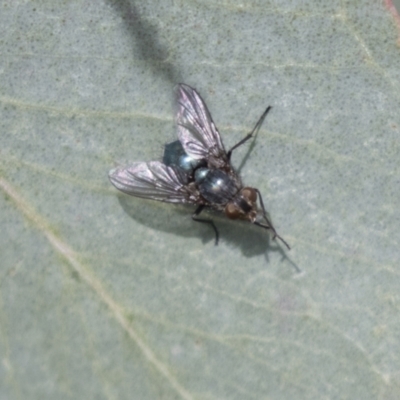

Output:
xmin=106 ymin=0 xmax=181 ymax=83
xmin=117 ymin=194 xmax=297 ymax=270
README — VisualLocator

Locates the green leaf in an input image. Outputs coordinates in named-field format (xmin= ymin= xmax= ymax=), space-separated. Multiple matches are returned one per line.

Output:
xmin=1 ymin=1 xmax=400 ymax=399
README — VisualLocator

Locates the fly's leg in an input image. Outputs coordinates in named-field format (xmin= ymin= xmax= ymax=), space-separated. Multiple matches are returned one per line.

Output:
xmin=254 ymin=221 xmax=291 ymax=250
xmin=254 ymin=189 xmax=290 ymax=250
xmin=192 ymin=205 xmax=219 ymax=245
xmin=254 ymin=188 xmax=278 ymax=238
xmin=227 ymin=106 xmax=272 ymax=160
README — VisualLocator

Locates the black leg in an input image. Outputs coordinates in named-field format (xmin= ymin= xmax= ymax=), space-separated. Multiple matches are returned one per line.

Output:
xmin=254 ymin=221 xmax=290 ymax=250
xmin=227 ymin=106 xmax=272 ymax=160
xmin=254 ymin=189 xmax=290 ymax=250
xmin=254 ymin=188 xmax=267 ymax=217
xmin=192 ymin=205 xmax=219 ymax=245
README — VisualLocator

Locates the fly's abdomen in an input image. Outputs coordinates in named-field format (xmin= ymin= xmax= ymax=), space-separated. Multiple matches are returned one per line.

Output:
xmin=163 ymin=140 xmax=185 ymax=166
xmin=163 ymin=140 xmax=203 ymax=173
xmin=198 ymin=169 xmax=238 ymax=204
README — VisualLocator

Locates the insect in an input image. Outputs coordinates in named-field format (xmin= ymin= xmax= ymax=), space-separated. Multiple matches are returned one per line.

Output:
xmin=109 ymin=84 xmax=290 ymax=249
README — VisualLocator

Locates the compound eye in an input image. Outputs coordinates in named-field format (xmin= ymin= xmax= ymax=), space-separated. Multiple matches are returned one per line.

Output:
xmin=241 ymin=187 xmax=257 ymax=203
xmin=225 ymin=202 xmax=241 ymax=219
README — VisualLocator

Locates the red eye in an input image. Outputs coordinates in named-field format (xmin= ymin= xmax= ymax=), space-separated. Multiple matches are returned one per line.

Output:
xmin=225 ymin=203 xmax=241 ymax=219
xmin=241 ymin=187 xmax=257 ymax=203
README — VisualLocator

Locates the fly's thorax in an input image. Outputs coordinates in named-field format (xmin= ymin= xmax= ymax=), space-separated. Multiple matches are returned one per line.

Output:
xmin=197 ymin=169 xmax=239 ymax=205
xmin=225 ymin=187 xmax=258 ymax=221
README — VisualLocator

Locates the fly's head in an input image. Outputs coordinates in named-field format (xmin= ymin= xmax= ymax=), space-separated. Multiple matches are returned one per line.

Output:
xmin=224 ymin=187 xmax=258 ymax=222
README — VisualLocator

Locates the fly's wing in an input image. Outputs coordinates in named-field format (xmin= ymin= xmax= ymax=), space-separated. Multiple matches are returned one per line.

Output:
xmin=109 ymin=161 xmax=196 ymax=203
xmin=176 ymin=84 xmax=227 ymax=166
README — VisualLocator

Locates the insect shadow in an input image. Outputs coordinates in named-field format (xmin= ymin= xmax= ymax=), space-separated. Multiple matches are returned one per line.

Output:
xmin=117 ymin=194 xmax=289 ymax=260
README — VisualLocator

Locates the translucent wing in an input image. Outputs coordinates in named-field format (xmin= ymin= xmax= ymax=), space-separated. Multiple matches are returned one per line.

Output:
xmin=176 ymin=84 xmax=227 ymax=166
xmin=109 ymin=161 xmax=196 ymax=203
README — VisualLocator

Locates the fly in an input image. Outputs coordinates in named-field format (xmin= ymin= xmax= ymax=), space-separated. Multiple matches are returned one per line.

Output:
xmin=109 ymin=84 xmax=290 ymax=249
